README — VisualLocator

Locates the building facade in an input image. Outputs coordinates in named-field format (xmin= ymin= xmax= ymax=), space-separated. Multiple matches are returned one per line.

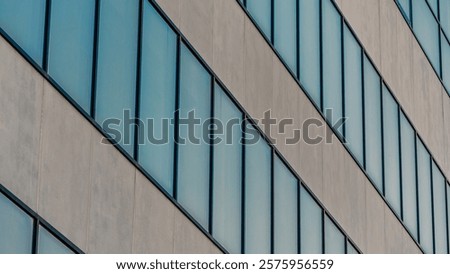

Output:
xmin=0 ymin=0 xmax=449 ymax=254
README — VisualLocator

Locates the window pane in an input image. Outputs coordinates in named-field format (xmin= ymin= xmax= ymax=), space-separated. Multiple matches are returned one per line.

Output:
xmin=177 ymin=44 xmax=211 ymax=230
xmin=246 ymin=0 xmax=272 ymax=40
xmin=274 ymin=155 xmax=298 ymax=254
xmin=95 ymin=0 xmax=139 ymax=155
xmin=300 ymin=187 xmax=322 ymax=254
xmin=212 ymin=84 xmax=242 ymax=254
xmin=364 ymin=55 xmax=383 ymax=192
xmin=325 ymin=216 xmax=345 ymax=254
xmin=412 ymin=0 xmax=440 ymax=73
xmin=427 ymin=0 xmax=438 ymax=17
xmin=245 ymin=124 xmax=271 ymax=254
xmin=441 ymin=34 xmax=450 ymax=96
xmin=417 ymin=139 xmax=433 ymax=253
xmin=322 ymin=0 xmax=343 ymax=137
xmin=0 ymin=0 xmax=45 ymax=65
xmin=274 ymin=0 xmax=297 ymax=74
xmin=38 ymin=226 xmax=73 ymax=254
xmin=346 ymin=241 xmax=359 ymax=254
xmin=138 ymin=3 xmax=177 ymax=194
xmin=432 ymin=162 xmax=448 ymax=254
xmin=48 ymin=0 xmax=95 ymax=112
xmin=382 ymin=85 xmax=401 ymax=215
xmin=0 ymin=192 xmax=33 ymax=254
xmin=398 ymin=0 xmax=411 ymax=21
xmin=299 ymin=0 xmax=321 ymax=105
xmin=344 ymin=26 xmax=364 ymax=165
xmin=441 ymin=0 xmax=450 ymax=37
xmin=400 ymin=112 xmax=418 ymax=240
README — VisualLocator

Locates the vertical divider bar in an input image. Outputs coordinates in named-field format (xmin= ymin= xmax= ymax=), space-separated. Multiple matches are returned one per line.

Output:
xmin=319 ymin=0 xmax=324 ymax=111
xmin=297 ymin=180 xmax=301 ymax=254
xmin=361 ymin=51 xmax=366 ymax=170
xmin=42 ymin=0 xmax=52 ymax=72
xmin=90 ymin=0 xmax=101 ymax=119
xmin=380 ymin=81 xmax=386 ymax=196
xmin=134 ymin=0 xmax=144 ymax=161
xmin=271 ymin=0 xmax=275 ymax=44
xmin=173 ymin=37 xmax=182 ymax=200
xmin=296 ymin=0 xmax=300 ymax=79
xmin=445 ymin=179 xmax=449 ymax=253
xmin=208 ymin=77 xmax=215 ymax=235
xmin=31 ymin=219 xmax=40 ymax=254
xmin=415 ymin=134 xmax=421 ymax=244
xmin=398 ymin=108 xmax=404 ymax=220
xmin=430 ymin=159 xmax=436 ymax=253
xmin=270 ymin=150 xmax=275 ymax=254
xmin=341 ymin=18 xmax=346 ymax=141
xmin=241 ymin=115 xmax=247 ymax=254
xmin=321 ymin=209 xmax=326 ymax=254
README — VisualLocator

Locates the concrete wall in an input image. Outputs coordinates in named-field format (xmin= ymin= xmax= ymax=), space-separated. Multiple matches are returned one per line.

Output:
xmin=337 ymin=0 xmax=450 ymax=182
xmin=0 ymin=36 xmax=222 ymax=254
xmin=154 ymin=0 xmax=422 ymax=253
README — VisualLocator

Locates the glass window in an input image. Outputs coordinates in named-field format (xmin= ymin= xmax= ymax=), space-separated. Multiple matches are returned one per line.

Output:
xmin=441 ymin=34 xmax=450 ymax=96
xmin=246 ymin=0 xmax=272 ymax=40
xmin=38 ymin=226 xmax=73 ymax=254
xmin=138 ymin=3 xmax=177 ymax=194
xmin=300 ymin=187 xmax=323 ymax=254
xmin=432 ymin=162 xmax=448 ymax=254
xmin=245 ymin=123 xmax=271 ymax=254
xmin=412 ymin=0 xmax=441 ymax=74
xmin=274 ymin=0 xmax=297 ymax=75
xmin=274 ymin=155 xmax=298 ymax=254
xmin=95 ymin=0 xmax=139 ymax=155
xmin=48 ymin=0 xmax=95 ymax=112
xmin=441 ymin=0 xmax=450 ymax=37
xmin=177 ymin=44 xmax=211 ymax=230
xmin=325 ymin=215 xmax=345 ymax=254
xmin=382 ymin=85 xmax=401 ymax=215
xmin=427 ymin=0 xmax=438 ymax=17
xmin=398 ymin=0 xmax=411 ymax=22
xmin=364 ymin=55 xmax=383 ymax=192
xmin=344 ymin=26 xmax=364 ymax=165
xmin=299 ymin=0 xmax=321 ymax=105
xmin=322 ymin=0 xmax=343 ymax=137
xmin=0 ymin=0 xmax=46 ymax=65
xmin=417 ymin=139 xmax=433 ymax=253
xmin=0 ymin=192 xmax=33 ymax=254
xmin=400 ymin=112 xmax=418 ymax=240
xmin=346 ymin=241 xmax=359 ymax=254
xmin=212 ymin=84 xmax=242 ymax=254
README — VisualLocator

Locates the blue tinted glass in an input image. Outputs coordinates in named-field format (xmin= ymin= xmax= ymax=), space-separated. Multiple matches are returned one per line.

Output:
xmin=212 ymin=84 xmax=242 ymax=254
xmin=441 ymin=34 xmax=450 ymax=96
xmin=432 ymin=162 xmax=448 ymax=253
xmin=441 ymin=0 xmax=450 ymax=37
xmin=246 ymin=0 xmax=272 ymax=40
xmin=400 ymin=112 xmax=418 ymax=240
xmin=95 ymin=0 xmax=139 ymax=155
xmin=299 ymin=0 xmax=321 ymax=105
xmin=427 ymin=0 xmax=438 ymax=17
xmin=322 ymin=0 xmax=343 ymax=137
xmin=301 ymin=187 xmax=323 ymax=254
xmin=382 ymin=85 xmax=401 ymax=215
xmin=364 ymin=55 xmax=383 ymax=192
xmin=0 ymin=192 xmax=33 ymax=254
xmin=398 ymin=0 xmax=411 ymax=21
xmin=138 ymin=3 xmax=177 ymax=194
xmin=413 ymin=0 xmax=441 ymax=73
xmin=344 ymin=26 xmax=364 ymax=165
xmin=38 ymin=226 xmax=73 ymax=254
xmin=48 ymin=0 xmax=95 ymax=112
xmin=177 ymin=44 xmax=211 ymax=230
xmin=245 ymin=124 xmax=271 ymax=254
xmin=417 ymin=139 xmax=433 ymax=253
xmin=325 ymin=216 xmax=345 ymax=254
xmin=0 ymin=0 xmax=45 ymax=65
xmin=346 ymin=241 xmax=359 ymax=254
xmin=274 ymin=155 xmax=298 ymax=254
xmin=274 ymin=0 xmax=297 ymax=74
